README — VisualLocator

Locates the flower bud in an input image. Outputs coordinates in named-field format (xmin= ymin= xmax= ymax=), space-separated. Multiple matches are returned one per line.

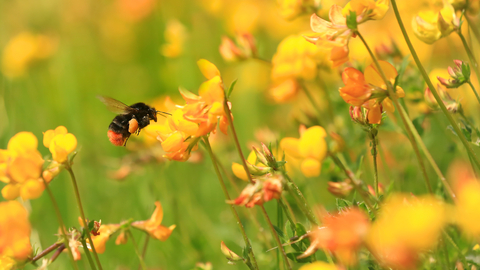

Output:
xmin=349 ymin=106 xmax=366 ymax=124
xmin=437 ymin=60 xmax=470 ymax=88
xmin=220 ymin=241 xmax=244 ymax=263
xmin=42 ymin=161 xmax=62 ymax=182
xmin=327 ymin=180 xmax=353 ymax=198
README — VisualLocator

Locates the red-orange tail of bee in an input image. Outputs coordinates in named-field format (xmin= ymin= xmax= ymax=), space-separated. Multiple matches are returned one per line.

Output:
xmin=108 ymin=130 xmax=126 ymax=146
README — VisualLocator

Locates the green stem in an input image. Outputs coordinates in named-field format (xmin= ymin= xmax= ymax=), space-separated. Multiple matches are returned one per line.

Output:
xmin=440 ymin=235 xmax=450 ymax=270
xmin=467 ymin=81 xmax=480 ymax=105
xmin=328 ymin=152 xmax=375 ymax=210
xmin=443 ymin=230 xmax=468 ymax=267
xmin=66 ymin=166 xmax=103 ymax=270
xmin=283 ymin=173 xmax=319 ymax=226
xmin=40 ymin=177 xmax=79 ymax=269
xmin=356 ymin=30 xmax=433 ymax=194
xmin=278 ymin=198 xmax=296 ymax=230
xmin=466 ymin=15 xmax=480 ymax=44
xmin=127 ymin=230 xmax=147 ymax=270
xmin=398 ymin=104 xmax=456 ymax=200
xmin=370 ymin=129 xmax=379 ymax=198
xmin=260 ymin=205 xmax=292 ymax=270
xmin=391 ymin=0 xmax=480 ymax=170
xmin=202 ymin=138 xmax=259 ymax=270
xmin=138 ymin=234 xmax=149 ymax=270
xmin=80 ymin=239 xmax=97 ymax=270
xmin=223 ymin=98 xmax=254 ymax=185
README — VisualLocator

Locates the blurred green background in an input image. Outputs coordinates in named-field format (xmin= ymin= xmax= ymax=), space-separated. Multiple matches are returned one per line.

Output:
xmin=0 ymin=0 xmax=477 ymax=269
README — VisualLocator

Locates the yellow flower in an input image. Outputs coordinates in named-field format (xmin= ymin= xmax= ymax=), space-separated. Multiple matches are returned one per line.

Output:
xmin=454 ymin=179 xmax=480 ymax=237
xmin=0 ymin=132 xmax=45 ymax=200
xmin=299 ymin=262 xmax=339 ymax=270
xmin=0 ymin=255 xmax=15 ymax=270
xmin=89 ymin=224 xmax=120 ymax=254
xmin=342 ymin=0 xmax=389 ymax=20
xmin=412 ymin=1 xmax=457 ymax=44
xmin=1 ymin=32 xmax=56 ymax=79
xmin=368 ymin=194 xmax=446 ymax=269
xmin=44 ymin=126 xmax=77 ymax=163
xmin=232 ymin=151 xmax=258 ymax=181
xmin=280 ymin=126 xmax=327 ymax=177
xmin=0 ymin=201 xmax=32 ymax=261
xmin=161 ymin=20 xmax=187 ymax=58
xmin=132 ymin=201 xmax=176 ymax=241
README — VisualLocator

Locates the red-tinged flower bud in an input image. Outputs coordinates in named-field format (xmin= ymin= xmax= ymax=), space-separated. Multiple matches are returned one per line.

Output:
xmin=263 ymin=173 xmax=284 ymax=202
xmin=219 ymin=36 xmax=246 ymax=62
xmin=438 ymin=60 xmax=470 ymax=88
xmin=237 ymin=33 xmax=257 ymax=58
xmin=220 ymin=241 xmax=244 ymax=262
xmin=42 ymin=161 xmax=62 ymax=183
xmin=424 ymin=85 xmax=459 ymax=112
xmin=349 ymin=106 xmax=366 ymax=124
xmin=327 ymin=180 xmax=353 ymax=198
xmin=252 ymin=146 xmax=269 ymax=166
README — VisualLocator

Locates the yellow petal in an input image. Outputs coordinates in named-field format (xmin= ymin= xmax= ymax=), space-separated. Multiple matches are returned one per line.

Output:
xmin=20 ymin=179 xmax=44 ymax=200
xmin=280 ymin=137 xmax=302 ymax=159
xmin=43 ymin=130 xmax=56 ymax=148
xmin=1 ymin=184 xmax=20 ymax=200
xmin=247 ymin=150 xmax=257 ymax=165
xmin=161 ymin=132 xmax=184 ymax=152
xmin=149 ymin=201 xmax=164 ymax=226
xmin=301 ymin=158 xmax=321 ymax=178
xmin=7 ymin=132 xmax=38 ymax=154
xmin=232 ymin=162 xmax=249 ymax=181
xmin=299 ymin=261 xmax=339 ymax=270
xmin=197 ymin=59 xmax=221 ymax=80
xmin=299 ymin=126 xmax=328 ymax=160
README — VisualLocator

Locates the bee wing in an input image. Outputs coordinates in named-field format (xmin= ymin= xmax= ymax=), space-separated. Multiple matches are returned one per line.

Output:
xmin=97 ymin=96 xmax=138 ymax=114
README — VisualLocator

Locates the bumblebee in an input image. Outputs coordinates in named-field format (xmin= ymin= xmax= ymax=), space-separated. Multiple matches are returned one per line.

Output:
xmin=98 ymin=96 xmax=169 ymax=146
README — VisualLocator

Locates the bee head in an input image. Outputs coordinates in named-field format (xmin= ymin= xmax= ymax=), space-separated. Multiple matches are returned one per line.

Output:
xmin=148 ymin=107 xmax=158 ymax=122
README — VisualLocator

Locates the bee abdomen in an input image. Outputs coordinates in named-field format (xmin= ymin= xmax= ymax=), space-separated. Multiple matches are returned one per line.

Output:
xmin=108 ymin=130 xmax=127 ymax=146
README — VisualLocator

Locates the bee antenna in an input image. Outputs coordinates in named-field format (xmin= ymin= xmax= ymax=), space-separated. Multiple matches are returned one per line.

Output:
xmin=156 ymin=110 xmax=171 ymax=116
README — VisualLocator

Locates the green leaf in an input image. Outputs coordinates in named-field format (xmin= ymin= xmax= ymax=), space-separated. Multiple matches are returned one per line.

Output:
xmin=272 ymin=225 xmax=286 ymax=241
xmin=346 ymin=10 xmax=358 ymax=30
xmin=336 ymin=198 xmax=352 ymax=211
xmin=412 ymin=115 xmax=425 ymax=137
xmin=227 ymin=79 xmax=238 ymax=98
xmin=394 ymin=55 xmax=410 ymax=89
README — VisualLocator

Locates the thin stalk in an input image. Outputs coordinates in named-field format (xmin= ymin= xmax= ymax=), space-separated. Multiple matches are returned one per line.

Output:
xmin=278 ymin=198 xmax=296 ymax=229
xmin=356 ymin=31 xmax=433 ymax=194
xmin=467 ymin=81 xmax=480 ymax=105
xmin=370 ymin=130 xmax=379 ymax=198
xmin=283 ymin=173 xmax=319 ymax=225
xmin=50 ymin=244 xmax=66 ymax=263
xmin=30 ymin=242 xmax=62 ymax=263
xmin=202 ymin=138 xmax=259 ymax=270
xmin=260 ymin=205 xmax=292 ymax=270
xmin=328 ymin=152 xmax=375 ymax=210
xmin=139 ymin=234 xmax=149 ymax=270
xmin=391 ymin=0 xmax=480 ymax=170
xmin=443 ymin=230 xmax=468 ymax=267
xmin=223 ymin=98 xmax=254 ymax=184
xmin=80 ymin=239 xmax=97 ymax=270
xmin=466 ymin=15 xmax=480 ymax=44
xmin=127 ymin=230 xmax=147 ymax=270
xmin=398 ymin=104 xmax=456 ymax=200
xmin=440 ymin=235 xmax=450 ymax=270
xmin=40 ymin=177 xmax=78 ymax=269
xmin=281 ymin=197 xmax=297 ymax=224
xmin=457 ymin=30 xmax=480 ymax=73
xmin=66 ymin=166 xmax=103 ymax=270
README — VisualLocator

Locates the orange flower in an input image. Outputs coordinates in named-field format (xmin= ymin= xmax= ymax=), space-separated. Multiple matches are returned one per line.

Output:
xmin=132 ymin=201 xmax=176 ymax=241
xmin=180 ymin=60 xmax=231 ymax=137
xmin=0 ymin=201 xmax=32 ymax=261
xmin=0 ymin=132 xmax=45 ymax=200
xmin=340 ymin=61 xmax=405 ymax=124
xmin=89 ymin=224 xmax=120 ymax=254
xmin=306 ymin=1 xmax=388 ymax=66
xmin=219 ymin=33 xmax=257 ymax=62
xmin=299 ymin=208 xmax=370 ymax=266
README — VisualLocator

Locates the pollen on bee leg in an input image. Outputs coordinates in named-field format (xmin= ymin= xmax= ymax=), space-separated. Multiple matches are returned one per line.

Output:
xmin=128 ymin=118 xmax=139 ymax=134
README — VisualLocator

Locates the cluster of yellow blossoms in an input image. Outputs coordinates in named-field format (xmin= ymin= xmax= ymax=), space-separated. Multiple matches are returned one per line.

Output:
xmin=0 ymin=127 xmax=77 ymax=201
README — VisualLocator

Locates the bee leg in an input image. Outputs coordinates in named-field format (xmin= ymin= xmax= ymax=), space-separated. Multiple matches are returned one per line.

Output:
xmin=123 ymin=134 xmax=131 ymax=147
